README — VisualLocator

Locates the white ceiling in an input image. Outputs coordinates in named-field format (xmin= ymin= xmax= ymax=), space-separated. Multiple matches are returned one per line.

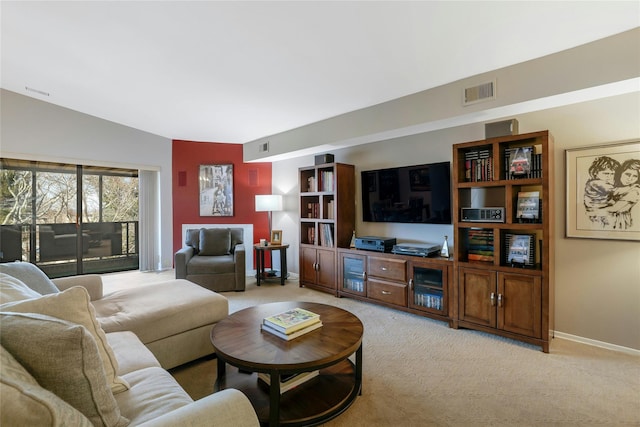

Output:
xmin=1 ymin=1 xmax=638 ymax=144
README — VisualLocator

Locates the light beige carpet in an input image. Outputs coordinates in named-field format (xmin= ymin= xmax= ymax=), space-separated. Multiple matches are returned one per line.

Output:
xmin=104 ymin=271 xmax=640 ymax=426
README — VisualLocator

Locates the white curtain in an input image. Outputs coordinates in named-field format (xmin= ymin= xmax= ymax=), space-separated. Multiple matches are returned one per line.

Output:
xmin=138 ymin=170 xmax=160 ymax=271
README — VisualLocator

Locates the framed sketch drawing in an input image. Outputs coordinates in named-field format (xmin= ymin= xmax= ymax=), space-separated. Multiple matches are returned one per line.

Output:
xmin=566 ymin=141 xmax=640 ymax=240
xmin=199 ymin=164 xmax=234 ymax=216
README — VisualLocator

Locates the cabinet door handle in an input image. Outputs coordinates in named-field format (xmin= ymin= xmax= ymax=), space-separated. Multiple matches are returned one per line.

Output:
xmin=381 ymin=267 xmax=387 ymax=271
xmin=362 ymin=272 xmax=367 ymax=281
xmin=498 ymin=294 xmax=503 ymax=307
xmin=490 ymin=292 xmax=496 ymax=306
xmin=381 ymin=290 xmax=392 ymax=295
xmin=409 ymin=278 xmax=414 ymax=290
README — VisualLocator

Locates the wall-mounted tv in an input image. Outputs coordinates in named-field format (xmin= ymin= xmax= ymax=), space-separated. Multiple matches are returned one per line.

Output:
xmin=361 ymin=161 xmax=451 ymax=224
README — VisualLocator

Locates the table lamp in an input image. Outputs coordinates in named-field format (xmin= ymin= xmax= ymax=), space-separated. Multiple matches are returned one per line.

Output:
xmin=255 ymin=194 xmax=283 ymax=241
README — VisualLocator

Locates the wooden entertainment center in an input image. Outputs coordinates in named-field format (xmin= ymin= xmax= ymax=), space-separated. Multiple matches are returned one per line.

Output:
xmin=298 ymin=130 xmax=554 ymax=352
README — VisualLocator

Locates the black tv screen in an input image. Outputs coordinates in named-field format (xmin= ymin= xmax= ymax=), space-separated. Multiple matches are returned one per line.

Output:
xmin=361 ymin=161 xmax=451 ymax=224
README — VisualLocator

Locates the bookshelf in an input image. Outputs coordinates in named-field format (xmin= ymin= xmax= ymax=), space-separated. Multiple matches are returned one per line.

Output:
xmin=452 ymin=130 xmax=554 ymax=352
xmin=299 ymin=162 xmax=355 ymax=294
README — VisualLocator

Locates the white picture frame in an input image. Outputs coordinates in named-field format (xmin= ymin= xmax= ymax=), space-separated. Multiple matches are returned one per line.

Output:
xmin=565 ymin=141 xmax=640 ymax=241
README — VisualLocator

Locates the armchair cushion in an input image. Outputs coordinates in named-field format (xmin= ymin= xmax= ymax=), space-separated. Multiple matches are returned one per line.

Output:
xmin=187 ymin=254 xmax=236 ymax=275
xmin=0 ymin=261 xmax=59 ymax=295
xmin=185 ymin=228 xmax=200 ymax=254
xmin=199 ymin=228 xmax=230 ymax=256
xmin=0 ymin=313 xmax=129 ymax=427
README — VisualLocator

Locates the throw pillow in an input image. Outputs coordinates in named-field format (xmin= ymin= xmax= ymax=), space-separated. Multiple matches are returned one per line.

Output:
xmin=0 ymin=313 xmax=129 ymax=427
xmin=0 ymin=261 xmax=59 ymax=295
xmin=0 ymin=345 xmax=93 ymax=427
xmin=0 ymin=286 xmax=129 ymax=394
xmin=0 ymin=272 xmax=42 ymax=303
xmin=199 ymin=228 xmax=231 ymax=256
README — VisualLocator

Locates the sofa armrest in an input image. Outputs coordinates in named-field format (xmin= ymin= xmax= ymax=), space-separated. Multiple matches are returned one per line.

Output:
xmin=136 ymin=389 xmax=259 ymax=427
xmin=174 ymin=247 xmax=194 ymax=279
xmin=234 ymin=243 xmax=246 ymax=290
xmin=52 ymin=275 xmax=104 ymax=301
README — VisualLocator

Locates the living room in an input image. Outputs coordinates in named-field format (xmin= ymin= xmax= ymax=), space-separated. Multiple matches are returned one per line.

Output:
xmin=3 ymin=30 xmax=639 ymax=358
xmin=1 ymin=2 xmax=639 ymax=425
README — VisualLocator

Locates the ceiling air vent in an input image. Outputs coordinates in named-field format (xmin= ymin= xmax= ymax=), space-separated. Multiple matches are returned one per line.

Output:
xmin=259 ymin=141 xmax=269 ymax=153
xmin=463 ymin=80 xmax=495 ymax=106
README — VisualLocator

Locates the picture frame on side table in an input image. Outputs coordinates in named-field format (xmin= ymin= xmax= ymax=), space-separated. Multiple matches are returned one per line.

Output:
xmin=199 ymin=164 xmax=234 ymax=216
xmin=566 ymin=141 xmax=640 ymax=241
xmin=270 ymin=230 xmax=282 ymax=245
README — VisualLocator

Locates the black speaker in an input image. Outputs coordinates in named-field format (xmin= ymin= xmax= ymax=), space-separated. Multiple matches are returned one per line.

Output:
xmin=314 ymin=154 xmax=334 ymax=165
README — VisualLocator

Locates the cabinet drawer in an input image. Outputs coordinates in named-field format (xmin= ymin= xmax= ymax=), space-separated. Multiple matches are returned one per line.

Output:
xmin=368 ymin=256 xmax=407 ymax=282
xmin=367 ymin=279 xmax=407 ymax=306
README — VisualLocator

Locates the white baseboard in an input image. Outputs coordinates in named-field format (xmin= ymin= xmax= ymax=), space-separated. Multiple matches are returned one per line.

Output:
xmin=554 ymin=331 xmax=640 ymax=356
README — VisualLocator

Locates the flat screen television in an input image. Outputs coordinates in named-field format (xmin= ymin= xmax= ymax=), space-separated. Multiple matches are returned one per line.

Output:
xmin=361 ymin=161 xmax=451 ymax=224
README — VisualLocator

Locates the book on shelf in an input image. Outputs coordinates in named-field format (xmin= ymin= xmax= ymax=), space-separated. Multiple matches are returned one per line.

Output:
xmin=504 ymin=146 xmax=542 ymax=179
xmin=257 ymin=370 xmax=320 ymax=394
xmin=307 ymin=176 xmax=316 ymax=192
xmin=261 ymin=321 xmax=323 ymax=341
xmin=263 ymin=307 xmax=321 ymax=334
xmin=516 ymin=191 xmax=540 ymax=221
xmin=319 ymin=223 xmax=334 ymax=247
xmin=321 ymin=170 xmax=334 ymax=191
xmin=464 ymin=148 xmax=492 ymax=182
xmin=466 ymin=228 xmax=494 ymax=262
xmin=507 ymin=234 xmax=532 ymax=265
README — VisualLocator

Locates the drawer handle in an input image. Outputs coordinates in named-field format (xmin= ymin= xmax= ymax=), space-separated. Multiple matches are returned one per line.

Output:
xmin=381 ymin=290 xmax=392 ymax=295
xmin=381 ymin=267 xmax=387 ymax=271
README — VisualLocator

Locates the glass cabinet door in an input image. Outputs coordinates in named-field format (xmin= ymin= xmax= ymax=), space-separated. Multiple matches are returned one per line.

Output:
xmin=409 ymin=265 xmax=445 ymax=313
xmin=341 ymin=253 xmax=366 ymax=295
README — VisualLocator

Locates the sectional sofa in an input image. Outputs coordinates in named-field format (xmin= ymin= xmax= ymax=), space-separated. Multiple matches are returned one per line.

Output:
xmin=0 ymin=262 xmax=259 ymax=426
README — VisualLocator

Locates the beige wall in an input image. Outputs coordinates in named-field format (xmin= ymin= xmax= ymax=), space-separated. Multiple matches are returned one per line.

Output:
xmin=271 ymin=92 xmax=640 ymax=352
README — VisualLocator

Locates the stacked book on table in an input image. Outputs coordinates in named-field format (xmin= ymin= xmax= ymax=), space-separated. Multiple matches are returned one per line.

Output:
xmin=257 ymin=370 xmax=320 ymax=394
xmin=261 ymin=307 xmax=322 ymax=341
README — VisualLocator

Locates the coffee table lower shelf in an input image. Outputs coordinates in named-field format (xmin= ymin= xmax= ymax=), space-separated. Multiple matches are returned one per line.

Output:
xmin=214 ymin=359 xmax=360 ymax=427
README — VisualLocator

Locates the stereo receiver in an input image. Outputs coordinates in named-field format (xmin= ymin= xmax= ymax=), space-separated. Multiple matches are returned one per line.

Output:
xmin=461 ymin=207 xmax=505 ymax=223
xmin=354 ymin=236 xmax=396 ymax=253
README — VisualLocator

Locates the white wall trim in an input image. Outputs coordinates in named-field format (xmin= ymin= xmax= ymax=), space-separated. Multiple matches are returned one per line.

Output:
xmin=554 ymin=331 xmax=640 ymax=356
xmin=181 ymin=224 xmax=254 ymax=275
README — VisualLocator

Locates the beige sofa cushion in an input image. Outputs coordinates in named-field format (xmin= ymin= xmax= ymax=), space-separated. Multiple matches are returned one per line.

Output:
xmin=0 ymin=261 xmax=59 ymax=295
xmin=94 ymin=279 xmax=228 ymax=344
xmin=0 ymin=345 xmax=93 ymax=427
xmin=0 ymin=272 xmax=41 ymax=303
xmin=106 ymin=331 xmax=161 ymax=376
xmin=0 ymin=313 xmax=129 ymax=427
xmin=0 ymin=286 xmax=129 ymax=394
xmin=115 ymin=367 xmax=193 ymax=425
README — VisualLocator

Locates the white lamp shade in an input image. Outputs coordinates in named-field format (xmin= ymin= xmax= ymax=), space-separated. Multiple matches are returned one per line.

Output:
xmin=255 ymin=194 xmax=283 ymax=212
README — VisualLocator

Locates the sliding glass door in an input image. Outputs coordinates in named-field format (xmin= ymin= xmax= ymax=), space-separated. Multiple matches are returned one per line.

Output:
xmin=1 ymin=159 xmax=139 ymax=278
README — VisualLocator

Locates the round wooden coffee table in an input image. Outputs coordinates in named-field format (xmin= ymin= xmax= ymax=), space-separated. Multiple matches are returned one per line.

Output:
xmin=211 ymin=301 xmax=363 ymax=427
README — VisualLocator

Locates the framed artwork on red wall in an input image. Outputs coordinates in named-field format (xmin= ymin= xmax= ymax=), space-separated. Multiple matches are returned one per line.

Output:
xmin=199 ymin=164 xmax=234 ymax=216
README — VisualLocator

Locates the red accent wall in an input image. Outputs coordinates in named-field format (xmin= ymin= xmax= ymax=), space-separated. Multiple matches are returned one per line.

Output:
xmin=172 ymin=140 xmax=272 ymax=258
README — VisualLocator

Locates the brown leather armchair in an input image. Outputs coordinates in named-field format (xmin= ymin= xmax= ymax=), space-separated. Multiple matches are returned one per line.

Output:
xmin=175 ymin=227 xmax=246 ymax=292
